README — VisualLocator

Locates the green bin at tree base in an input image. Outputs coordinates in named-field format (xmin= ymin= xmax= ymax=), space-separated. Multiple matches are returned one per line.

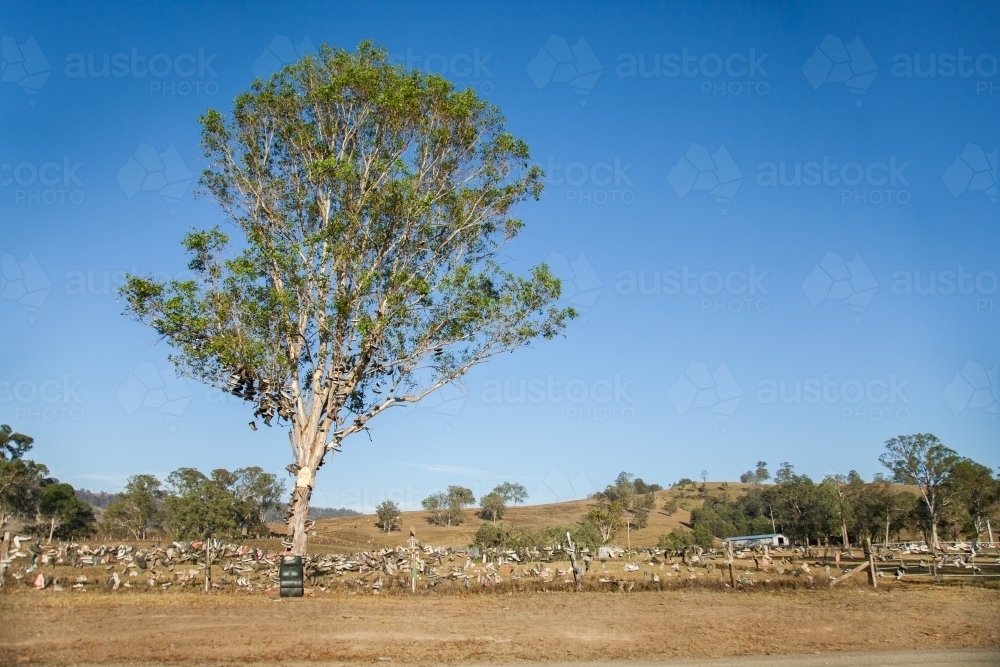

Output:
xmin=279 ymin=555 xmax=303 ymax=597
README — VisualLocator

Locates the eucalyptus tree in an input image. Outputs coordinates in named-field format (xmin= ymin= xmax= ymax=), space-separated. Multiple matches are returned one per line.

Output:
xmin=36 ymin=483 xmax=96 ymax=543
xmin=161 ymin=468 xmax=239 ymax=540
xmin=479 ymin=492 xmax=506 ymax=523
xmin=846 ymin=475 xmax=916 ymax=545
xmin=0 ymin=424 xmax=33 ymax=461
xmin=494 ymin=481 xmax=528 ymax=505
xmin=103 ymin=474 xmax=164 ymax=540
xmin=0 ymin=459 xmax=49 ymax=531
xmin=878 ymin=433 xmax=959 ymax=550
xmin=229 ymin=466 xmax=285 ymax=535
xmin=121 ymin=43 xmax=572 ymax=554
xmin=375 ymin=500 xmax=401 ymax=533
xmin=948 ymin=459 xmax=999 ymax=544
xmin=0 ymin=427 xmax=50 ymax=531
xmin=824 ymin=473 xmax=856 ymax=548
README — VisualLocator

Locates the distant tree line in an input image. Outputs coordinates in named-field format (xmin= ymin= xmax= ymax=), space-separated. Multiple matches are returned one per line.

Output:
xmin=0 ymin=425 xmax=96 ymax=541
xmin=57 ymin=475 xmax=357 ymax=540
xmin=6 ymin=426 xmax=995 ymax=554
xmin=0 ymin=425 xmax=304 ymax=542
xmin=73 ymin=488 xmax=118 ymax=509
xmin=307 ymin=507 xmax=362 ymax=520
xmin=102 ymin=467 xmax=286 ymax=540
xmin=665 ymin=434 xmax=999 ymax=550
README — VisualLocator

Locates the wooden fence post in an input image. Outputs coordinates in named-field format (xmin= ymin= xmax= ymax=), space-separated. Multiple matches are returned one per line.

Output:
xmin=409 ymin=533 xmax=417 ymax=593
xmin=204 ymin=539 xmax=212 ymax=593
xmin=0 ymin=532 xmax=10 ymax=588
xmin=566 ymin=532 xmax=583 ymax=592
xmin=865 ymin=537 xmax=877 ymax=589
xmin=724 ymin=541 xmax=735 ymax=588
xmin=829 ymin=560 xmax=869 ymax=587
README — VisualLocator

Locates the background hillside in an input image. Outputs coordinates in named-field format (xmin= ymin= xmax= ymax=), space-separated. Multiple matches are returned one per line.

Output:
xmin=297 ymin=484 xmax=740 ymax=551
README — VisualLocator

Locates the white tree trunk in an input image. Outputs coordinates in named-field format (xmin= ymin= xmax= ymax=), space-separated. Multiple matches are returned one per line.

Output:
xmin=287 ymin=464 xmax=316 ymax=556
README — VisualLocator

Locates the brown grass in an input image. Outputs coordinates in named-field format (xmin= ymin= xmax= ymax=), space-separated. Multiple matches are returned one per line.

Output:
xmin=303 ymin=487 xmax=708 ymax=551
xmin=1 ymin=583 xmax=996 ymax=665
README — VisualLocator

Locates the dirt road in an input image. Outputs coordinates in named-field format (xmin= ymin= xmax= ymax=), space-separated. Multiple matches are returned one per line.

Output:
xmin=501 ymin=650 xmax=1000 ymax=666
xmin=1 ymin=586 xmax=996 ymax=665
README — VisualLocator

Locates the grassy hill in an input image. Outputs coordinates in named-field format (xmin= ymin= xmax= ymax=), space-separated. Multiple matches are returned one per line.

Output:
xmin=302 ymin=483 xmax=748 ymax=551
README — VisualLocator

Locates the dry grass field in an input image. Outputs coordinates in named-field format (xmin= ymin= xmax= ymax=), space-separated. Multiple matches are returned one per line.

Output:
xmin=1 ymin=584 xmax=997 ymax=665
xmin=2 ymin=484 xmax=998 ymax=665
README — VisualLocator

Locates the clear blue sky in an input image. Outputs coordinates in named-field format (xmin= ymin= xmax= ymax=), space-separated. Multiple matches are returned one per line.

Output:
xmin=1 ymin=0 xmax=997 ymax=510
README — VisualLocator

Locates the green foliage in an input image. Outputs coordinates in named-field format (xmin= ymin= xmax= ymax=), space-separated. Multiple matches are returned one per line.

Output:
xmin=596 ymin=472 xmax=636 ymax=506
xmin=448 ymin=486 xmax=476 ymax=507
xmin=845 ymin=477 xmax=919 ymax=543
xmin=104 ymin=467 xmax=283 ymax=540
xmin=493 ymin=481 xmax=528 ymax=504
xmin=634 ymin=478 xmax=663 ymax=494
xmin=119 ymin=41 xmax=575 ymax=554
xmin=584 ymin=500 xmax=624 ymax=544
xmin=689 ymin=498 xmax=737 ymax=539
xmin=375 ymin=500 xmax=401 ymax=533
xmin=472 ymin=521 xmax=602 ymax=551
xmin=423 ymin=486 xmax=476 ymax=526
xmin=740 ymin=461 xmax=770 ymax=485
xmin=662 ymin=497 xmax=679 ymax=516
xmin=0 ymin=428 xmax=93 ymax=540
xmin=36 ymin=483 xmax=96 ymax=541
xmin=103 ymin=474 xmax=164 ymax=540
xmin=879 ymin=433 xmax=960 ymax=547
xmin=0 ymin=458 xmax=50 ymax=529
xmin=0 ymin=424 xmax=33 ymax=460
xmin=595 ymin=471 xmax=661 ymax=530
xmin=0 ymin=425 xmax=43 ymax=529
xmin=421 ymin=492 xmax=448 ymax=524
xmin=479 ymin=492 xmax=506 ymax=523
xmin=774 ymin=462 xmax=795 ymax=483
xmin=691 ymin=523 xmax=715 ymax=547
xmin=683 ymin=459 xmax=936 ymax=547
xmin=769 ymin=471 xmax=839 ymax=544
xmin=166 ymin=466 xmax=283 ymax=538
xmin=473 ymin=520 xmax=500 ymax=547
xmin=879 ymin=434 xmax=959 ymax=488
xmin=672 ymin=478 xmax=694 ymax=488
xmin=162 ymin=469 xmax=239 ymax=539
xmin=948 ymin=459 xmax=1000 ymax=541
xmin=633 ymin=492 xmax=656 ymax=528
xmin=658 ymin=527 xmax=695 ymax=550
xmin=228 ymin=466 xmax=285 ymax=535
xmin=565 ymin=520 xmax=604 ymax=550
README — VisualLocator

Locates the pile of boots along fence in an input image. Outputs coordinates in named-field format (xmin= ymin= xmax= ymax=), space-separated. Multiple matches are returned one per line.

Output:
xmin=2 ymin=534 xmax=996 ymax=595
xmin=1 ymin=537 xmax=586 ymax=594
